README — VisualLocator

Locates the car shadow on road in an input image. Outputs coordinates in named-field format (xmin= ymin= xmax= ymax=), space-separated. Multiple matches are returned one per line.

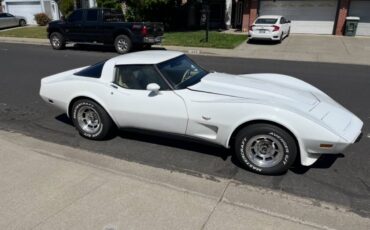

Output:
xmin=290 ymin=154 xmax=345 ymax=174
xmin=247 ymin=40 xmax=281 ymax=45
xmin=55 ymin=113 xmax=343 ymax=174
xmin=55 ymin=113 xmax=231 ymax=161
xmin=65 ymin=44 xmax=166 ymax=53
xmin=118 ymin=128 xmax=232 ymax=161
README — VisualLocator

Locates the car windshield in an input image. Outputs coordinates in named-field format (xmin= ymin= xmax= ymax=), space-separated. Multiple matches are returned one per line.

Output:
xmin=255 ymin=18 xmax=278 ymax=24
xmin=157 ymin=55 xmax=208 ymax=89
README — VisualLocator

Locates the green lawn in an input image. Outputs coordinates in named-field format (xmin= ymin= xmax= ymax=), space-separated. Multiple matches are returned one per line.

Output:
xmin=0 ymin=27 xmax=246 ymax=49
xmin=162 ymin=31 xmax=246 ymax=49
xmin=0 ymin=26 xmax=47 ymax=39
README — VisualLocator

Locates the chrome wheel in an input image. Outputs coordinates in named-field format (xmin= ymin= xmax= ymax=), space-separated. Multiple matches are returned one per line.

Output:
xmin=76 ymin=106 xmax=101 ymax=134
xmin=244 ymin=134 xmax=284 ymax=168
xmin=117 ymin=39 xmax=129 ymax=53
xmin=51 ymin=36 xmax=61 ymax=48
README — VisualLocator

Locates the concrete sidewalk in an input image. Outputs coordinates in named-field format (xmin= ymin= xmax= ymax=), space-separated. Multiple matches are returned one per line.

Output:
xmin=0 ymin=130 xmax=369 ymax=230
xmin=1 ymin=34 xmax=370 ymax=66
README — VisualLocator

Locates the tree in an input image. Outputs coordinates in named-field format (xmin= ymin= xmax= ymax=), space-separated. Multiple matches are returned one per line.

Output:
xmin=59 ymin=0 xmax=74 ymax=16
xmin=97 ymin=0 xmax=121 ymax=9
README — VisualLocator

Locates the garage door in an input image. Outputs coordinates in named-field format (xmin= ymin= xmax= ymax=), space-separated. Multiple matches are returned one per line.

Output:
xmin=7 ymin=2 xmax=42 ymax=25
xmin=349 ymin=0 xmax=370 ymax=36
xmin=259 ymin=0 xmax=338 ymax=34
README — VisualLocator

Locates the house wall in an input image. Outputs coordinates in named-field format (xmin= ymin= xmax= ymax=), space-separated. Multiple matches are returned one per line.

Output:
xmin=241 ymin=0 xmax=367 ymax=36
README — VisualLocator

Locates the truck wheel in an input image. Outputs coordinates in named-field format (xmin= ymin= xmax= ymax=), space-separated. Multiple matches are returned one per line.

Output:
xmin=234 ymin=124 xmax=297 ymax=175
xmin=50 ymin=32 xmax=66 ymax=50
xmin=114 ymin=35 xmax=132 ymax=54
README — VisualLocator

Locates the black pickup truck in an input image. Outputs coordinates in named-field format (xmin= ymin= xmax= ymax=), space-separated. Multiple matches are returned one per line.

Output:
xmin=47 ymin=8 xmax=164 ymax=54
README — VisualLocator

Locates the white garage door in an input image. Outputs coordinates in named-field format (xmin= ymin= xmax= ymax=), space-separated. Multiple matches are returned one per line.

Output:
xmin=349 ymin=0 xmax=370 ymax=36
xmin=7 ymin=2 xmax=42 ymax=25
xmin=259 ymin=0 xmax=338 ymax=34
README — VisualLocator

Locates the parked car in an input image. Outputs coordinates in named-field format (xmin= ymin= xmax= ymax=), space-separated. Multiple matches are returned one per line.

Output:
xmin=0 ymin=13 xmax=26 ymax=29
xmin=47 ymin=8 xmax=164 ymax=54
xmin=39 ymin=51 xmax=363 ymax=175
xmin=249 ymin=15 xmax=290 ymax=43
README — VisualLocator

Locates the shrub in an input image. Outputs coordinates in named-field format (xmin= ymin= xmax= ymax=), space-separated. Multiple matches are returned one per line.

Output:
xmin=34 ymin=13 xmax=51 ymax=26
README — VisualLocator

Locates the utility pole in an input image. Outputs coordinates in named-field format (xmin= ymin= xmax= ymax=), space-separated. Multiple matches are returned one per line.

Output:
xmin=200 ymin=0 xmax=210 ymax=42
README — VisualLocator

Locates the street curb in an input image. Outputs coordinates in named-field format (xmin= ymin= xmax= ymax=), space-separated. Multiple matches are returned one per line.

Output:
xmin=1 ymin=36 xmax=370 ymax=66
xmin=0 ymin=130 xmax=369 ymax=230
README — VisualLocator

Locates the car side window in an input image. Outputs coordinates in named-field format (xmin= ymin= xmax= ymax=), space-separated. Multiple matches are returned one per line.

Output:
xmin=68 ymin=10 xmax=83 ymax=23
xmin=86 ymin=10 xmax=98 ymax=22
xmin=0 ymin=13 xmax=5 ymax=18
xmin=6 ymin=13 xmax=14 ymax=18
xmin=114 ymin=65 xmax=169 ymax=90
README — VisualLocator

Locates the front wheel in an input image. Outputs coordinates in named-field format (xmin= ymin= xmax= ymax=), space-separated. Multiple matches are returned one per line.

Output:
xmin=114 ymin=35 xmax=132 ymax=54
xmin=71 ymin=99 xmax=115 ymax=140
xmin=50 ymin=32 xmax=66 ymax=50
xmin=234 ymin=124 xmax=297 ymax=175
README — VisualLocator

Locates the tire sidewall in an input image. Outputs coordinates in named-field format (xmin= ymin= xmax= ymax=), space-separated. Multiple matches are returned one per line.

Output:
xmin=114 ymin=35 xmax=132 ymax=54
xmin=50 ymin=32 xmax=64 ymax=50
xmin=72 ymin=101 xmax=105 ymax=139
xmin=19 ymin=19 xmax=26 ymax=26
xmin=235 ymin=125 xmax=297 ymax=175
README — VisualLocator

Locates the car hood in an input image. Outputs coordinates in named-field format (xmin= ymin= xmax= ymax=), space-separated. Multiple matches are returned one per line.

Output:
xmin=188 ymin=72 xmax=319 ymax=111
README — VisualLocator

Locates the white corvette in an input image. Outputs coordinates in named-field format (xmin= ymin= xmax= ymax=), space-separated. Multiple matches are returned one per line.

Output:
xmin=40 ymin=51 xmax=363 ymax=174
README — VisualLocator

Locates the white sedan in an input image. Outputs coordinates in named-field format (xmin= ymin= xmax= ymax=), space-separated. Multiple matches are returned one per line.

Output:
xmin=40 ymin=51 xmax=363 ymax=175
xmin=249 ymin=15 xmax=291 ymax=42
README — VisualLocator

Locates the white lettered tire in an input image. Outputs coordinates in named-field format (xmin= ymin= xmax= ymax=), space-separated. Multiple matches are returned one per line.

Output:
xmin=234 ymin=124 xmax=297 ymax=175
xmin=71 ymin=99 xmax=114 ymax=140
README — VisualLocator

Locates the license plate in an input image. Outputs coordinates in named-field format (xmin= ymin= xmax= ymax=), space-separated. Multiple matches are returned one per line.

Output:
xmin=259 ymin=29 xmax=266 ymax=33
xmin=155 ymin=37 xmax=162 ymax=42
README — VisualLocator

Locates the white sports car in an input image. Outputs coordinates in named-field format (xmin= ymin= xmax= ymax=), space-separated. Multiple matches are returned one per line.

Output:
xmin=40 ymin=51 xmax=363 ymax=175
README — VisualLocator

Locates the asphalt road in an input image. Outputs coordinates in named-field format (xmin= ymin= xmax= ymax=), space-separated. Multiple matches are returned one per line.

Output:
xmin=0 ymin=43 xmax=369 ymax=217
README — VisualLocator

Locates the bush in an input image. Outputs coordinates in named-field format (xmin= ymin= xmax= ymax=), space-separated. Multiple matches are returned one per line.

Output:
xmin=34 ymin=13 xmax=51 ymax=26
xmin=59 ymin=0 xmax=74 ymax=16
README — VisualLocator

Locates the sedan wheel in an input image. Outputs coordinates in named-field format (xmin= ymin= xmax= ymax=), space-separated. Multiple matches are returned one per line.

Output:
xmin=19 ymin=19 xmax=26 ymax=27
xmin=235 ymin=124 xmax=297 ymax=175
xmin=72 ymin=99 xmax=115 ymax=140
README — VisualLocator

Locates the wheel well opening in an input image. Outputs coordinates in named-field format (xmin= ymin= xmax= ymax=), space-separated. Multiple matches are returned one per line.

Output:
xmin=228 ymin=120 xmax=300 ymax=154
xmin=68 ymin=96 xmax=100 ymax=118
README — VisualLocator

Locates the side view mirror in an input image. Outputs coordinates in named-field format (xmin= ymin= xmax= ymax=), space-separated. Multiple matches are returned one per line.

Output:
xmin=146 ymin=83 xmax=160 ymax=94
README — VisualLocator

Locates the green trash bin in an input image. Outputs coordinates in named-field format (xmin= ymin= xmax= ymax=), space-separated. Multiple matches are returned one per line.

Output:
xmin=345 ymin=16 xmax=360 ymax=36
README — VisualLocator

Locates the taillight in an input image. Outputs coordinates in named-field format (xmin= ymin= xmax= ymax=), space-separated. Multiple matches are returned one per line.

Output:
xmin=273 ymin=25 xmax=280 ymax=32
xmin=249 ymin=25 xmax=255 ymax=31
xmin=141 ymin=26 xmax=148 ymax=36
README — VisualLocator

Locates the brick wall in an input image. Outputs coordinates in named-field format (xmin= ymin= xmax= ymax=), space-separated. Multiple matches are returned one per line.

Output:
xmin=335 ymin=0 xmax=351 ymax=35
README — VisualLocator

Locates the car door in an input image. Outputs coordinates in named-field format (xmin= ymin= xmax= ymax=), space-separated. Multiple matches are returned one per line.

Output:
xmin=280 ymin=17 xmax=289 ymax=34
xmin=108 ymin=64 xmax=188 ymax=134
xmin=82 ymin=9 xmax=100 ymax=42
xmin=64 ymin=10 xmax=85 ymax=41
xmin=0 ymin=13 xmax=7 ymax=28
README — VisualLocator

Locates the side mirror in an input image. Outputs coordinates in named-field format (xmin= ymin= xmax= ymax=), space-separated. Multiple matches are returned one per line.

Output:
xmin=146 ymin=83 xmax=160 ymax=94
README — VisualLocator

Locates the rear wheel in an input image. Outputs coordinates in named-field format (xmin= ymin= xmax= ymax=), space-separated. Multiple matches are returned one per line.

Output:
xmin=234 ymin=124 xmax=298 ymax=175
xmin=50 ymin=32 xmax=66 ymax=50
xmin=114 ymin=35 xmax=132 ymax=54
xmin=19 ymin=19 xmax=26 ymax=27
xmin=71 ymin=99 xmax=114 ymax=140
